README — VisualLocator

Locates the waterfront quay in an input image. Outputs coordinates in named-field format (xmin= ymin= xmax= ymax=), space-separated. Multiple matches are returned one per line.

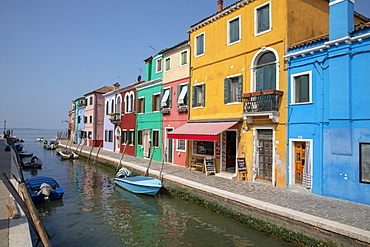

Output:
xmin=58 ymin=139 xmax=370 ymax=247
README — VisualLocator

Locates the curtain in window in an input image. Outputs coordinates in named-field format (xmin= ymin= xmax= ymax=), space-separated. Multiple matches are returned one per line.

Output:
xmin=229 ymin=18 xmax=240 ymax=43
xmin=257 ymin=4 xmax=270 ymax=33
xmin=295 ymin=75 xmax=309 ymax=103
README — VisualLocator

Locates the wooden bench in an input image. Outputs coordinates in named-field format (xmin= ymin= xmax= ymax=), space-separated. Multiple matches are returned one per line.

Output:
xmin=189 ymin=158 xmax=204 ymax=172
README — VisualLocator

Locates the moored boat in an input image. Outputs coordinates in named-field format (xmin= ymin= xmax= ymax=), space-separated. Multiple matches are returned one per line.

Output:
xmin=22 ymin=156 xmax=42 ymax=169
xmin=58 ymin=150 xmax=79 ymax=159
xmin=114 ymin=176 xmax=162 ymax=196
xmin=19 ymin=151 xmax=33 ymax=159
xmin=25 ymin=176 xmax=64 ymax=202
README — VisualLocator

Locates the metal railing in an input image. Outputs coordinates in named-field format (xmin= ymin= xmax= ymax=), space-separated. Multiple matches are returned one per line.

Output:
xmin=243 ymin=90 xmax=283 ymax=113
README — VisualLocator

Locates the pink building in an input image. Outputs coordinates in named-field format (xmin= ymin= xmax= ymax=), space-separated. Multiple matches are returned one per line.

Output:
xmin=84 ymin=85 xmax=115 ymax=147
xmin=161 ymin=41 xmax=190 ymax=166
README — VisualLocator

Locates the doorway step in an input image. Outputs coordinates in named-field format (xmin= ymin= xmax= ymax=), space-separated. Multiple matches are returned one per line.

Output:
xmin=215 ymin=172 xmax=236 ymax=180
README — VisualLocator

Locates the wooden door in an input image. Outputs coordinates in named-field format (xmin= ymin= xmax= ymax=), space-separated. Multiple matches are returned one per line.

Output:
xmin=226 ymin=131 xmax=237 ymax=171
xmin=166 ymin=129 xmax=173 ymax=163
xmin=295 ymin=142 xmax=306 ymax=183
xmin=257 ymin=130 xmax=273 ymax=181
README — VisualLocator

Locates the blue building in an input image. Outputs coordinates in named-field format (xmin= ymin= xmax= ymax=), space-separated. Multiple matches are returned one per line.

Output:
xmin=75 ymin=97 xmax=86 ymax=145
xmin=285 ymin=0 xmax=370 ymax=205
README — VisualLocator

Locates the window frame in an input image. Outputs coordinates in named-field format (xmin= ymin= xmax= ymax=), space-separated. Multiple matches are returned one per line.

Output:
xmin=176 ymin=139 xmax=186 ymax=152
xmin=192 ymin=82 xmax=205 ymax=108
xmin=177 ymin=83 xmax=188 ymax=107
xmin=138 ymin=97 xmax=145 ymax=114
xmin=227 ymin=15 xmax=241 ymax=46
xmin=161 ymin=87 xmax=172 ymax=109
xmin=291 ymin=71 xmax=312 ymax=105
xmin=194 ymin=32 xmax=205 ymax=58
xmin=360 ymin=143 xmax=370 ymax=184
xmin=137 ymin=130 xmax=143 ymax=146
xmin=156 ymin=58 xmax=163 ymax=73
xmin=254 ymin=1 xmax=271 ymax=36
xmin=224 ymin=74 xmax=242 ymax=104
xmin=165 ymin=57 xmax=171 ymax=72
xmin=152 ymin=93 xmax=161 ymax=112
xmin=192 ymin=140 xmax=215 ymax=157
xmin=152 ymin=130 xmax=160 ymax=148
xmin=180 ymin=50 xmax=188 ymax=66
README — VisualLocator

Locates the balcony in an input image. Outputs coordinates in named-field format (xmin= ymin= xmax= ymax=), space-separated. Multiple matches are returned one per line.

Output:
xmin=242 ymin=89 xmax=283 ymax=123
xmin=108 ymin=113 xmax=121 ymax=125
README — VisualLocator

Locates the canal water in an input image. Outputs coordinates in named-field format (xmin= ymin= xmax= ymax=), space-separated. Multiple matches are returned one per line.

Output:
xmin=14 ymin=129 xmax=295 ymax=247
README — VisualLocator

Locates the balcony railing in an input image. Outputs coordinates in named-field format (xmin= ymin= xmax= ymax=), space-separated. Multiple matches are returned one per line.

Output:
xmin=242 ymin=90 xmax=283 ymax=123
xmin=109 ymin=113 xmax=121 ymax=125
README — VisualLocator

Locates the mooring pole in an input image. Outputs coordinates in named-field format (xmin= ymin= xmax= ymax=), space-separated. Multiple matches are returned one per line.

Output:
xmin=93 ymin=143 xmax=103 ymax=165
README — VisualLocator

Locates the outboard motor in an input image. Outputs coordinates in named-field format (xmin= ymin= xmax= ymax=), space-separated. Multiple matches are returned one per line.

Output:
xmin=38 ymin=183 xmax=52 ymax=201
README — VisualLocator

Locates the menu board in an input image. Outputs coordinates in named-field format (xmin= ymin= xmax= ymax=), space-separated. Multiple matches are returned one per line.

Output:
xmin=205 ymin=157 xmax=215 ymax=175
xmin=237 ymin=158 xmax=247 ymax=172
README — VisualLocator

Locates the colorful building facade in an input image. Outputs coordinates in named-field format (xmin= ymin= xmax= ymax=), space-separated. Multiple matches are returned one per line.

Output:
xmin=285 ymin=0 xmax=370 ymax=204
xmin=135 ymin=54 xmax=164 ymax=162
xmin=161 ymin=40 xmax=190 ymax=167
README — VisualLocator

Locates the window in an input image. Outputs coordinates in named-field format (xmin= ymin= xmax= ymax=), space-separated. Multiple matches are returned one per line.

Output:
xmin=156 ymin=58 xmax=162 ymax=73
xmin=88 ymin=131 xmax=92 ymax=140
xmin=152 ymin=94 xmax=161 ymax=112
xmin=255 ymin=52 xmax=276 ymax=91
xmin=128 ymin=131 xmax=135 ymax=145
xmin=116 ymin=96 xmax=121 ymax=114
xmin=224 ymin=75 xmax=242 ymax=103
xmin=292 ymin=72 xmax=311 ymax=104
xmin=111 ymin=99 xmax=114 ymax=113
xmin=108 ymin=130 xmax=113 ymax=142
xmin=138 ymin=97 xmax=145 ymax=113
xmin=138 ymin=130 xmax=143 ymax=145
xmin=195 ymin=33 xmax=205 ymax=57
xmin=165 ymin=57 xmax=171 ymax=71
xmin=84 ymin=116 xmax=87 ymax=124
xmin=192 ymin=83 xmax=205 ymax=107
xmin=193 ymin=141 xmax=214 ymax=156
xmin=105 ymin=130 xmax=108 ymax=142
xmin=161 ymin=88 xmax=172 ymax=108
xmin=180 ymin=50 xmax=188 ymax=66
xmin=153 ymin=130 xmax=159 ymax=147
xmin=177 ymin=139 xmax=186 ymax=151
xmin=77 ymin=116 xmax=81 ymax=124
xmin=177 ymin=84 xmax=188 ymax=106
xmin=89 ymin=116 xmax=92 ymax=123
xmin=125 ymin=95 xmax=129 ymax=112
xmin=89 ymin=96 xmax=93 ymax=105
xmin=360 ymin=143 xmax=370 ymax=183
xmin=121 ymin=130 xmax=127 ymax=144
xmin=130 ymin=94 xmax=134 ymax=112
xmin=255 ymin=2 xmax=271 ymax=35
xmin=106 ymin=101 xmax=109 ymax=115
xmin=228 ymin=16 xmax=240 ymax=45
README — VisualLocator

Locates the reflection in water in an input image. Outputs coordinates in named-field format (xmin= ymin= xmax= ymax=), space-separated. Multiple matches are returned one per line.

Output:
xmin=15 ymin=129 xmax=294 ymax=247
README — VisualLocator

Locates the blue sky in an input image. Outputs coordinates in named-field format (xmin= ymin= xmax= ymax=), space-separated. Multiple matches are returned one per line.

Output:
xmin=1 ymin=0 xmax=370 ymax=129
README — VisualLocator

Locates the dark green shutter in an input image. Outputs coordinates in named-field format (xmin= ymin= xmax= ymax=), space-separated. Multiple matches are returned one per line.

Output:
xmin=177 ymin=85 xmax=181 ymax=106
xmin=169 ymin=87 xmax=172 ymax=108
xmin=192 ymin=85 xmax=197 ymax=107
xmin=224 ymin=78 xmax=231 ymax=103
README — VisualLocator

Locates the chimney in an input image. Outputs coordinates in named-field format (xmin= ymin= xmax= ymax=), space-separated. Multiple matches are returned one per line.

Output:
xmin=113 ymin=82 xmax=120 ymax=90
xmin=218 ymin=0 xmax=223 ymax=12
xmin=329 ymin=0 xmax=354 ymax=40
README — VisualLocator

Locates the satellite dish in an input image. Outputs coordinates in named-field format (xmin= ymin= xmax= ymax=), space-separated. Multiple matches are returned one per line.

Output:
xmin=137 ymin=75 xmax=142 ymax=82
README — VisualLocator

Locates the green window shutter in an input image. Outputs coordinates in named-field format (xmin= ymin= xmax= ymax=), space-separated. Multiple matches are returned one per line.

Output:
xmin=186 ymin=85 xmax=189 ymax=105
xmin=169 ymin=87 xmax=172 ymax=108
xmin=256 ymin=67 xmax=264 ymax=91
xmin=267 ymin=64 xmax=276 ymax=90
xmin=229 ymin=18 xmax=240 ymax=43
xmin=296 ymin=74 xmax=309 ymax=103
xmin=192 ymin=85 xmax=197 ymax=107
xmin=258 ymin=5 xmax=270 ymax=33
xmin=237 ymin=75 xmax=243 ymax=102
xmin=224 ymin=78 xmax=231 ymax=103
xmin=177 ymin=85 xmax=181 ymax=106
xmin=201 ymin=84 xmax=205 ymax=106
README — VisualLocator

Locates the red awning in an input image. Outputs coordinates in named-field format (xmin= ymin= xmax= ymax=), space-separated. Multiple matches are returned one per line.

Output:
xmin=167 ymin=121 xmax=238 ymax=141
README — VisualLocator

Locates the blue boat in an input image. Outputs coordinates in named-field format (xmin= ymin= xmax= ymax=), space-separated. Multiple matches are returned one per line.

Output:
xmin=114 ymin=176 xmax=162 ymax=196
xmin=25 ymin=176 xmax=64 ymax=202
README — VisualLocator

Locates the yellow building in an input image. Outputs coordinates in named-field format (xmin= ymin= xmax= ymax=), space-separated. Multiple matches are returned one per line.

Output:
xmin=168 ymin=0 xmax=363 ymax=186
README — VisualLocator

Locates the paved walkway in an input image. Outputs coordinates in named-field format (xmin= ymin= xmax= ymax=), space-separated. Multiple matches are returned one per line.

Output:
xmin=60 ymin=140 xmax=370 ymax=245
xmin=0 ymin=139 xmax=32 ymax=247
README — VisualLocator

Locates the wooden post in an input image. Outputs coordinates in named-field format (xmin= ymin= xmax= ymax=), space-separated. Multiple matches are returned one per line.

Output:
xmin=159 ymin=146 xmax=167 ymax=180
xmin=76 ymin=139 xmax=82 ymax=152
xmin=145 ymin=146 xmax=155 ymax=177
xmin=116 ymin=141 xmax=128 ymax=173
xmin=87 ymin=146 xmax=94 ymax=162
xmin=78 ymin=138 xmax=86 ymax=156
xmin=1 ymin=173 xmax=50 ymax=246
xmin=19 ymin=183 xmax=52 ymax=247
xmin=93 ymin=143 xmax=103 ymax=165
